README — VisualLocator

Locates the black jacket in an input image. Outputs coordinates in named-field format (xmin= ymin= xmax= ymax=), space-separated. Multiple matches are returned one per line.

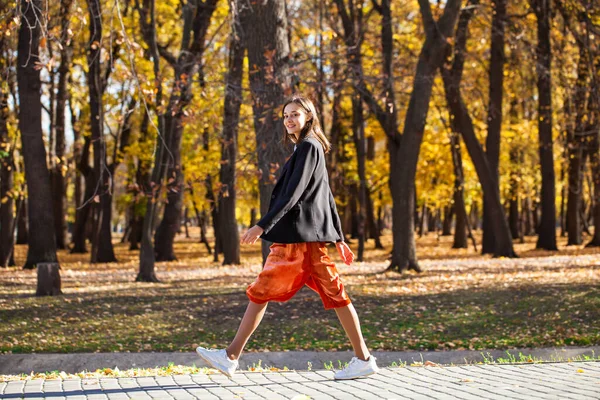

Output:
xmin=257 ymin=136 xmax=344 ymax=244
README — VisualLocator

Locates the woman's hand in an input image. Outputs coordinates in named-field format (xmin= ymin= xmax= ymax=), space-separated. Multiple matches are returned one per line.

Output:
xmin=240 ymin=225 xmax=264 ymax=245
xmin=336 ymin=241 xmax=355 ymax=265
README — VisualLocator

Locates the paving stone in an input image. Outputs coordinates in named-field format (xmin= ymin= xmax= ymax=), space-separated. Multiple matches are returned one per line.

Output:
xmin=1 ymin=361 xmax=599 ymax=399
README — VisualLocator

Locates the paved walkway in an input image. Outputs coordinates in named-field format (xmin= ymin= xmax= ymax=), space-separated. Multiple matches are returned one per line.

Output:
xmin=1 ymin=361 xmax=599 ymax=399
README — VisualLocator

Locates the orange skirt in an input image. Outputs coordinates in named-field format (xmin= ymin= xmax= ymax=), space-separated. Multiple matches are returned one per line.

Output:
xmin=246 ymin=242 xmax=352 ymax=309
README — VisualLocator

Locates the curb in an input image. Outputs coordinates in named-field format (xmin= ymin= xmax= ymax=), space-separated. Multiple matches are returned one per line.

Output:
xmin=1 ymin=346 xmax=599 ymax=375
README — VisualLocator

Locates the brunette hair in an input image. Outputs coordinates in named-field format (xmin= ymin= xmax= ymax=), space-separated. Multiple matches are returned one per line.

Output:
xmin=282 ymin=94 xmax=331 ymax=154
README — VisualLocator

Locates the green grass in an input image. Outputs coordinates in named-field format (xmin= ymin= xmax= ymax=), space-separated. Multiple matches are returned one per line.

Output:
xmin=1 ymin=233 xmax=600 ymax=355
xmin=1 ymin=282 xmax=599 ymax=354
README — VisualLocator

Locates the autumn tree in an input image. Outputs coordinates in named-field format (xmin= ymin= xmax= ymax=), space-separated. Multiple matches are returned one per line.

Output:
xmin=239 ymin=0 xmax=292 ymax=261
xmin=17 ymin=0 xmax=61 ymax=294
xmin=528 ymin=0 xmax=557 ymax=250
xmin=216 ymin=0 xmax=244 ymax=265
xmin=481 ymin=0 xmax=507 ymax=254
xmin=440 ymin=0 xmax=516 ymax=258
xmin=0 ymin=13 xmax=16 ymax=267
xmin=135 ymin=0 xmax=219 ymax=279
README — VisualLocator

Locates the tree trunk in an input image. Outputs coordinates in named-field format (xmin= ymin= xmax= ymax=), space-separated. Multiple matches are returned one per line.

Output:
xmin=428 ymin=208 xmax=438 ymax=233
xmin=153 ymin=0 xmax=219 ymax=262
xmin=508 ymin=100 xmax=522 ymax=241
xmin=352 ymin=93 xmax=367 ymax=261
xmin=239 ymin=0 xmax=292 ymax=262
xmin=198 ymin=208 xmax=212 ymax=254
xmin=154 ymin=116 xmax=184 ymax=261
xmin=530 ymin=0 xmax=557 ymax=250
xmin=189 ymin=182 xmax=212 ymax=254
xmin=137 ymin=0 xmax=165 ymax=282
xmin=218 ymin=3 xmax=244 ymax=265
xmin=440 ymin=0 xmax=516 ymax=258
xmin=17 ymin=0 xmax=60 ymax=272
xmin=366 ymin=190 xmax=383 ymax=248
xmin=51 ymin=0 xmax=73 ymax=251
xmin=0 ymin=82 xmax=15 ymax=267
xmin=70 ymin=97 xmax=82 ymax=214
xmin=482 ymin=0 xmax=506 ymax=254
xmin=36 ymin=263 xmax=62 ymax=296
xmin=385 ymin=0 xmax=464 ymax=273
xmin=16 ymin=196 xmax=28 ymax=244
xmin=450 ymin=131 xmax=468 ymax=249
xmin=71 ymin=136 xmax=94 ymax=253
xmin=137 ymin=0 xmax=218 ymax=280
xmin=566 ymin=48 xmax=590 ymax=245
xmin=86 ymin=0 xmax=117 ymax=263
xmin=470 ymin=202 xmax=479 ymax=231
xmin=521 ymin=196 xmax=535 ymax=236
xmin=586 ymin=129 xmax=600 ymax=246
xmin=441 ymin=206 xmax=453 ymax=236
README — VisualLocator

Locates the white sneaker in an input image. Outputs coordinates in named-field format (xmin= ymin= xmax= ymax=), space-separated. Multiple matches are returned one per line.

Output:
xmin=334 ymin=356 xmax=379 ymax=380
xmin=196 ymin=347 xmax=238 ymax=377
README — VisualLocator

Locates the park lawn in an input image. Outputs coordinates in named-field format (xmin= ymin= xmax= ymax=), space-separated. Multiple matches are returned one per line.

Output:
xmin=1 ymin=230 xmax=599 ymax=354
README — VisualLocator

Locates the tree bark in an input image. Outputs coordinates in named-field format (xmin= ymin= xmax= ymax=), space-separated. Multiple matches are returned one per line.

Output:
xmin=36 ymin=263 xmax=62 ymax=296
xmin=352 ymin=93 xmax=367 ymax=261
xmin=239 ymin=0 xmax=292 ymax=262
xmin=566 ymin=47 xmax=590 ymax=245
xmin=508 ymin=100 xmax=523 ymax=241
xmin=441 ymin=206 xmax=453 ymax=236
xmin=482 ymin=0 xmax=507 ymax=254
xmin=449 ymin=131 xmax=468 ymax=249
xmin=86 ymin=0 xmax=117 ymax=263
xmin=384 ymin=0 xmax=464 ymax=272
xmin=16 ymin=196 xmax=27 ymax=244
xmin=218 ymin=1 xmax=244 ymax=265
xmin=17 ymin=0 xmax=61 ymax=273
xmin=71 ymin=136 xmax=94 ymax=253
xmin=0 ymin=76 xmax=14 ymax=267
xmin=441 ymin=0 xmax=516 ymax=258
xmin=51 ymin=0 xmax=74 ymax=251
xmin=153 ymin=0 xmax=219 ymax=262
xmin=530 ymin=0 xmax=557 ymax=250
xmin=137 ymin=0 xmax=165 ymax=282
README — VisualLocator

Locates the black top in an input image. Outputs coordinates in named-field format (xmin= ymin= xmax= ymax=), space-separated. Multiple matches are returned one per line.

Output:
xmin=257 ymin=136 xmax=344 ymax=244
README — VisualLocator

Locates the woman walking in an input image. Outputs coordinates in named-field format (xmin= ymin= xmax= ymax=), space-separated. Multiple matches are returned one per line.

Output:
xmin=196 ymin=94 xmax=379 ymax=380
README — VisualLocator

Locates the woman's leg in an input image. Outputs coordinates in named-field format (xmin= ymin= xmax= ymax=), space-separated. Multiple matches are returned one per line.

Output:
xmin=334 ymin=303 xmax=371 ymax=361
xmin=226 ymin=300 xmax=269 ymax=360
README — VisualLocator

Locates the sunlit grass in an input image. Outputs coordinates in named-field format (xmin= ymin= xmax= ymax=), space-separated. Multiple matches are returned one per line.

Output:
xmin=1 ymin=229 xmax=599 ymax=355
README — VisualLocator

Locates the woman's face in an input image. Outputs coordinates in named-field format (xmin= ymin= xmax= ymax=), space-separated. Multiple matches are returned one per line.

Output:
xmin=283 ymin=102 xmax=311 ymax=142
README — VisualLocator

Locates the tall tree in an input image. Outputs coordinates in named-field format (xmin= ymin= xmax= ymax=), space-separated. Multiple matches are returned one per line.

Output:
xmin=334 ymin=0 xmax=463 ymax=272
xmin=218 ymin=0 xmax=244 ymax=265
xmin=136 ymin=0 xmax=165 ymax=282
xmin=135 ymin=0 xmax=218 ymax=278
xmin=449 ymin=130 xmax=468 ymax=249
xmin=331 ymin=0 xmax=368 ymax=260
xmin=387 ymin=0 xmax=464 ymax=272
xmin=51 ymin=0 xmax=74 ymax=250
xmin=566 ymin=47 xmax=589 ymax=245
xmin=440 ymin=0 xmax=516 ymax=258
xmin=150 ymin=0 xmax=219 ymax=262
xmin=17 ymin=0 xmax=61 ymax=293
xmin=239 ymin=0 xmax=292 ymax=261
xmin=0 ymin=51 xmax=15 ymax=267
xmin=529 ymin=0 xmax=557 ymax=250
xmin=86 ymin=0 xmax=118 ymax=263
xmin=482 ymin=0 xmax=507 ymax=254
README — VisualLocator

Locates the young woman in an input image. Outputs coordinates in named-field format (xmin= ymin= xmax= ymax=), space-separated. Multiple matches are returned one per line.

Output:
xmin=196 ymin=94 xmax=379 ymax=380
